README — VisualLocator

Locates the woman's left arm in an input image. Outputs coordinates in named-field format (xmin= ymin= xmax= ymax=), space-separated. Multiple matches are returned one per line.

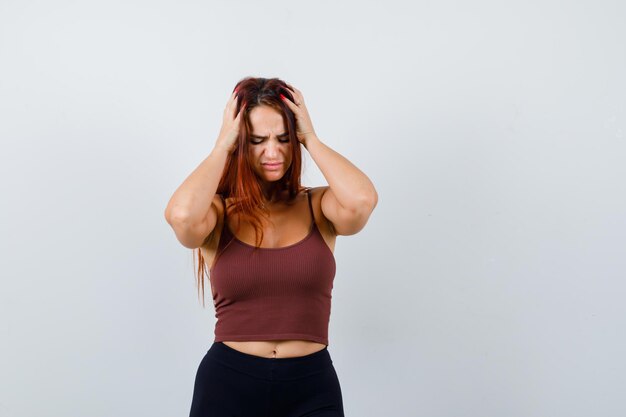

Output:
xmin=282 ymin=85 xmax=378 ymax=235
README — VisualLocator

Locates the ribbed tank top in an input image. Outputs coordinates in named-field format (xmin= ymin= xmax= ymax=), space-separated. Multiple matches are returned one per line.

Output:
xmin=209 ymin=188 xmax=337 ymax=346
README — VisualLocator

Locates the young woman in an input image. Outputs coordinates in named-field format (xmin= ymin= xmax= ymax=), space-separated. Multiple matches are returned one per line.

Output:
xmin=165 ymin=77 xmax=378 ymax=417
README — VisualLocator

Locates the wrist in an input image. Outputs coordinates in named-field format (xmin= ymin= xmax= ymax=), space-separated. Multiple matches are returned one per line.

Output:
xmin=302 ymin=132 xmax=320 ymax=149
xmin=211 ymin=144 xmax=232 ymax=157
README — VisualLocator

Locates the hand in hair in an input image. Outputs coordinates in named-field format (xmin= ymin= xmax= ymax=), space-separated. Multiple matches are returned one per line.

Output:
xmin=216 ymin=89 xmax=245 ymax=154
xmin=281 ymin=85 xmax=317 ymax=145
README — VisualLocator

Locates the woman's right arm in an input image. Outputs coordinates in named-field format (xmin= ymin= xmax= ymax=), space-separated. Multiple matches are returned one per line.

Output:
xmin=164 ymin=90 xmax=243 ymax=249
xmin=164 ymin=147 xmax=230 ymax=249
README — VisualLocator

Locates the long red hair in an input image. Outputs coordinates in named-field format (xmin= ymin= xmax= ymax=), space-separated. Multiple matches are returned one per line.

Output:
xmin=193 ymin=76 xmax=305 ymax=306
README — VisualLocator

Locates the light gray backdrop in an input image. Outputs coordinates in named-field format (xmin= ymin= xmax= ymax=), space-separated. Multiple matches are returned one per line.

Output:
xmin=1 ymin=0 xmax=625 ymax=416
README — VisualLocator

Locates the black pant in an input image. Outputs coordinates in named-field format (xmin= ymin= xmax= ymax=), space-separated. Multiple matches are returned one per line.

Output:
xmin=189 ymin=341 xmax=345 ymax=417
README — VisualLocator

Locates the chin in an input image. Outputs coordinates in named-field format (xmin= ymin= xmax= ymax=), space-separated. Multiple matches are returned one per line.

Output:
xmin=264 ymin=175 xmax=286 ymax=182
xmin=256 ymin=171 xmax=282 ymax=181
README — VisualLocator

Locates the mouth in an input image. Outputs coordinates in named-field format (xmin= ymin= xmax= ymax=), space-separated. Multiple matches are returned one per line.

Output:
xmin=262 ymin=162 xmax=283 ymax=171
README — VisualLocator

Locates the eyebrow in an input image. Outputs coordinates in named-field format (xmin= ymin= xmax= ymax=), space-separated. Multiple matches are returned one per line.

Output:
xmin=250 ymin=132 xmax=288 ymax=139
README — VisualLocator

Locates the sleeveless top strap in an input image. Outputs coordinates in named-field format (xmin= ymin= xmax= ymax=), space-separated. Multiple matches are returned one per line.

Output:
xmin=218 ymin=193 xmax=231 ymax=241
xmin=219 ymin=194 xmax=227 ymax=221
xmin=216 ymin=194 xmax=232 ymax=252
xmin=305 ymin=187 xmax=315 ymax=225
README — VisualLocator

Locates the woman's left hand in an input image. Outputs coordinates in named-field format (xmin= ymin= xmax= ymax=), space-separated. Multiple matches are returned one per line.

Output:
xmin=281 ymin=86 xmax=317 ymax=145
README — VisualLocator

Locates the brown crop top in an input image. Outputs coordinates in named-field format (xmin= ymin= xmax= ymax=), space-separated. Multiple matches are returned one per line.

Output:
xmin=209 ymin=188 xmax=337 ymax=346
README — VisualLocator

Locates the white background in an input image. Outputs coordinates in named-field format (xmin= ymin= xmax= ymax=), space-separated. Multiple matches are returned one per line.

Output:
xmin=1 ymin=0 xmax=625 ymax=416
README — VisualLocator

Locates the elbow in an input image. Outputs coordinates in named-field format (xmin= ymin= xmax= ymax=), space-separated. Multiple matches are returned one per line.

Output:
xmin=164 ymin=206 xmax=173 ymax=224
xmin=164 ymin=213 xmax=208 ymax=249
xmin=164 ymin=207 xmax=191 ymax=226
xmin=345 ymin=192 xmax=377 ymax=216
xmin=362 ymin=189 xmax=378 ymax=212
xmin=370 ymin=189 xmax=379 ymax=209
xmin=349 ymin=192 xmax=377 ymax=227
xmin=164 ymin=198 xmax=194 ymax=225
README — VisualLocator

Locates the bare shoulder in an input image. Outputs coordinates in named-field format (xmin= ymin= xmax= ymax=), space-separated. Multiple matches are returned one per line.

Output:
xmin=307 ymin=186 xmax=337 ymax=238
xmin=309 ymin=184 xmax=376 ymax=236
xmin=199 ymin=193 xmax=227 ymax=254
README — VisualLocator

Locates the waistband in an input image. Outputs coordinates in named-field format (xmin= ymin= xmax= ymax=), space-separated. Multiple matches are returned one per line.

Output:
xmin=206 ymin=342 xmax=333 ymax=381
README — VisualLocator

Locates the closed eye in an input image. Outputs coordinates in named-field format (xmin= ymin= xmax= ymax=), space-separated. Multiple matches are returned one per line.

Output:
xmin=250 ymin=135 xmax=290 ymax=144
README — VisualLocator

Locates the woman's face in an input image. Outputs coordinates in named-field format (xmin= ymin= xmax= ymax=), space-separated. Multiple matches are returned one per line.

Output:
xmin=246 ymin=105 xmax=293 ymax=184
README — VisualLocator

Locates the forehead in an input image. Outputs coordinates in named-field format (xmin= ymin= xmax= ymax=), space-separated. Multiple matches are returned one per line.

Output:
xmin=248 ymin=105 xmax=285 ymax=134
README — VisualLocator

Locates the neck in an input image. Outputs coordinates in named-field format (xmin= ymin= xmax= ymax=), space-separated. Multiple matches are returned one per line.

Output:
xmin=261 ymin=182 xmax=282 ymax=204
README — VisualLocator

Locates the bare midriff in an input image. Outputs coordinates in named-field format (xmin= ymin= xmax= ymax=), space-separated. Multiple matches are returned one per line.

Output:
xmin=221 ymin=340 xmax=327 ymax=358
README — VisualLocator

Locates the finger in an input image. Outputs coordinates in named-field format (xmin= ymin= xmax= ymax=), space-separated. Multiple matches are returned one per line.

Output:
xmin=294 ymin=89 xmax=304 ymax=104
xmin=290 ymin=86 xmax=301 ymax=96
xmin=229 ymin=97 xmax=242 ymax=120
xmin=280 ymin=93 xmax=295 ymax=108
xmin=236 ymin=100 xmax=247 ymax=117
xmin=286 ymin=89 xmax=299 ymax=103
xmin=287 ymin=91 xmax=304 ymax=107
xmin=285 ymin=85 xmax=302 ymax=99
xmin=282 ymin=90 xmax=302 ymax=107
xmin=283 ymin=85 xmax=297 ymax=98
xmin=225 ymin=91 xmax=237 ymax=113
xmin=229 ymin=88 xmax=241 ymax=104
xmin=283 ymin=98 xmax=300 ymax=113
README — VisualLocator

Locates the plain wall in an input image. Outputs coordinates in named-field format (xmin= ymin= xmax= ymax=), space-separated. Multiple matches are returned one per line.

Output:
xmin=1 ymin=0 xmax=625 ymax=416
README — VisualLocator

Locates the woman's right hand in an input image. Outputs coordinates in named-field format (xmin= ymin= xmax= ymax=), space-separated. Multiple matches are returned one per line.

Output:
xmin=215 ymin=90 xmax=244 ymax=154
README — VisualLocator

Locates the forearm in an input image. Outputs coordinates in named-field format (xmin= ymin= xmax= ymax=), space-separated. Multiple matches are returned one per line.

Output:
xmin=303 ymin=134 xmax=378 ymax=210
xmin=164 ymin=146 xmax=230 ymax=225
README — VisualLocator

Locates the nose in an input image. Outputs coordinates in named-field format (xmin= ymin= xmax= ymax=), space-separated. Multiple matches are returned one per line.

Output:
xmin=264 ymin=138 xmax=280 ymax=157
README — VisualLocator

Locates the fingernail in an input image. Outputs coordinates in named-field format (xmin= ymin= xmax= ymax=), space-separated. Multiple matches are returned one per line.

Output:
xmin=280 ymin=94 xmax=285 ymax=100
